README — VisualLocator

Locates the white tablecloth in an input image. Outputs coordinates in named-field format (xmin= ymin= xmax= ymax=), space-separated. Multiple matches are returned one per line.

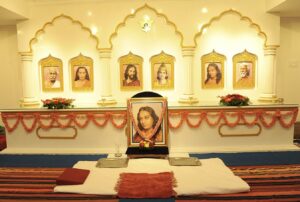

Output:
xmin=54 ymin=158 xmax=250 ymax=196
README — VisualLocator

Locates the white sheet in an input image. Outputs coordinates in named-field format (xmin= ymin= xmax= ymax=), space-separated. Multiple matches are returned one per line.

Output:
xmin=54 ymin=158 xmax=250 ymax=196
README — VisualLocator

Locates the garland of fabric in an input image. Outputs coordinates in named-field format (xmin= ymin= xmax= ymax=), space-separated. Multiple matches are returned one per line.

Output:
xmin=1 ymin=111 xmax=127 ymax=133
xmin=168 ymin=108 xmax=298 ymax=129
xmin=1 ymin=108 xmax=298 ymax=133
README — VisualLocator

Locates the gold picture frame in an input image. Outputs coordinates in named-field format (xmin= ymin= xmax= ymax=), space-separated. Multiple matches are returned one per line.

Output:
xmin=119 ymin=52 xmax=143 ymax=91
xmin=40 ymin=55 xmax=64 ymax=92
xmin=150 ymin=51 xmax=175 ymax=90
xmin=201 ymin=50 xmax=225 ymax=89
xmin=70 ymin=53 xmax=94 ymax=92
xmin=233 ymin=50 xmax=257 ymax=89
xmin=127 ymin=97 xmax=168 ymax=147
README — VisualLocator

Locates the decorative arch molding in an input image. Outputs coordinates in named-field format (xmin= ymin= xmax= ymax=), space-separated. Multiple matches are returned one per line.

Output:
xmin=109 ymin=4 xmax=184 ymax=49
xmin=194 ymin=9 xmax=268 ymax=47
xmin=27 ymin=14 xmax=100 ymax=53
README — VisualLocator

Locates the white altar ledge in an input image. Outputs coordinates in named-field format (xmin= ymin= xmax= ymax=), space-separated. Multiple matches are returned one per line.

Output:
xmin=0 ymin=104 xmax=299 ymax=154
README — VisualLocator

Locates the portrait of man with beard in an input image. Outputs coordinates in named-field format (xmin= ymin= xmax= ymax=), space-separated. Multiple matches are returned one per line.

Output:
xmin=235 ymin=63 xmax=254 ymax=89
xmin=123 ymin=64 xmax=141 ymax=86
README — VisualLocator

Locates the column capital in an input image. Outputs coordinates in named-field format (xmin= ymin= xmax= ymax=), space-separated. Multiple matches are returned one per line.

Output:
xmin=264 ymin=45 xmax=279 ymax=56
xmin=19 ymin=52 xmax=33 ymax=61
xmin=99 ymin=48 xmax=112 ymax=59
xmin=181 ymin=46 xmax=195 ymax=57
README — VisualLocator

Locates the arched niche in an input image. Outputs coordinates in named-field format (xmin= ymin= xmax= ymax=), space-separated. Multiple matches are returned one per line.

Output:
xmin=193 ymin=9 xmax=266 ymax=102
xmin=109 ymin=4 xmax=184 ymax=103
xmin=28 ymin=14 xmax=101 ymax=105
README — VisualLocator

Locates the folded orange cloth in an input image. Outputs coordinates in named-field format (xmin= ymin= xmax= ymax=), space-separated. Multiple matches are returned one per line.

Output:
xmin=116 ymin=172 xmax=176 ymax=198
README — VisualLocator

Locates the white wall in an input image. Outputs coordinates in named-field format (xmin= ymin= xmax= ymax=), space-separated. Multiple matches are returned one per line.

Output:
xmin=2 ymin=0 xmax=297 ymax=109
xmin=9 ymin=0 xmax=280 ymax=107
xmin=277 ymin=17 xmax=300 ymax=120
xmin=0 ymin=25 xmax=22 ymax=108
xmin=194 ymin=13 xmax=265 ymax=102
xmin=32 ymin=17 xmax=101 ymax=105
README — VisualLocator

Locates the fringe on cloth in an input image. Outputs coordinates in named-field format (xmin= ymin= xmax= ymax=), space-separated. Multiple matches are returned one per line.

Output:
xmin=115 ymin=171 xmax=177 ymax=198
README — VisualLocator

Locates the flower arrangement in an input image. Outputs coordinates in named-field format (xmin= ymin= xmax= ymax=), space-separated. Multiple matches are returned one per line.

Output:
xmin=42 ymin=98 xmax=74 ymax=109
xmin=219 ymin=94 xmax=250 ymax=106
xmin=139 ymin=139 xmax=155 ymax=150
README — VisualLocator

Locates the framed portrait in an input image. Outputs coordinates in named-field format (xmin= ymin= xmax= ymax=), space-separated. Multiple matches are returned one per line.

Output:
xmin=233 ymin=50 xmax=257 ymax=89
xmin=119 ymin=52 xmax=143 ymax=91
xmin=70 ymin=53 xmax=94 ymax=91
xmin=40 ymin=55 xmax=64 ymax=92
xmin=201 ymin=50 xmax=225 ymax=89
xmin=127 ymin=97 xmax=168 ymax=148
xmin=150 ymin=51 xmax=175 ymax=90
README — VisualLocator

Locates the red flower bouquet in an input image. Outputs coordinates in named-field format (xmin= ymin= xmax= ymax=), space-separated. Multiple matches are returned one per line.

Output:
xmin=219 ymin=94 xmax=250 ymax=106
xmin=42 ymin=98 xmax=74 ymax=109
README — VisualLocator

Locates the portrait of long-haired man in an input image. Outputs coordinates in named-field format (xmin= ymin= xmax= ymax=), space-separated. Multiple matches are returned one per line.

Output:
xmin=120 ymin=63 xmax=143 ymax=90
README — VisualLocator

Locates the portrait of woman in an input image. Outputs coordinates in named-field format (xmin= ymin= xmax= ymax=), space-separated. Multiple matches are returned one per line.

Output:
xmin=74 ymin=66 xmax=91 ymax=88
xmin=201 ymin=50 xmax=225 ymax=89
xmin=155 ymin=63 xmax=169 ymax=86
xmin=70 ymin=54 xmax=94 ymax=91
xmin=204 ymin=63 xmax=222 ymax=85
xmin=150 ymin=51 xmax=174 ymax=90
xmin=133 ymin=106 xmax=162 ymax=143
xmin=152 ymin=62 xmax=174 ymax=90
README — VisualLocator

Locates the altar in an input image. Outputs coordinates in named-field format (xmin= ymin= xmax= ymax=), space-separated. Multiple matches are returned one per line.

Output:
xmin=0 ymin=103 xmax=298 ymax=154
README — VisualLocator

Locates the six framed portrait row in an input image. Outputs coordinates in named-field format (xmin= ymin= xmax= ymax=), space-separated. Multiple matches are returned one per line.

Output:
xmin=40 ymin=49 xmax=257 ymax=92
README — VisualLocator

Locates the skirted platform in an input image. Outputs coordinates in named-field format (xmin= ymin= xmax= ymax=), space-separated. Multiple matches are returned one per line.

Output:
xmin=0 ymin=135 xmax=6 ymax=151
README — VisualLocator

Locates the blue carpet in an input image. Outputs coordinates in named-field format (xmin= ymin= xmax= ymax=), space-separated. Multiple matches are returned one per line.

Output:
xmin=120 ymin=199 xmax=175 ymax=202
xmin=190 ymin=151 xmax=300 ymax=166
xmin=0 ymin=154 xmax=107 ymax=167
xmin=1 ymin=151 xmax=300 ymax=167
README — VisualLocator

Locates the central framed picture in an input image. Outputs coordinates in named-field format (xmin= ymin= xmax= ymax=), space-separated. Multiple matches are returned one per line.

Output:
xmin=127 ymin=97 xmax=168 ymax=147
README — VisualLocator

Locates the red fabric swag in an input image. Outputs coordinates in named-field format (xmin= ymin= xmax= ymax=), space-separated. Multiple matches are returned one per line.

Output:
xmin=116 ymin=172 xmax=176 ymax=198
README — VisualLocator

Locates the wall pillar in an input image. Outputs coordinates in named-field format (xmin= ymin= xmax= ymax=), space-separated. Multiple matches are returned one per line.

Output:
xmin=97 ymin=48 xmax=116 ymax=105
xmin=19 ymin=52 xmax=40 ymax=108
xmin=259 ymin=45 xmax=279 ymax=103
xmin=179 ymin=46 xmax=198 ymax=104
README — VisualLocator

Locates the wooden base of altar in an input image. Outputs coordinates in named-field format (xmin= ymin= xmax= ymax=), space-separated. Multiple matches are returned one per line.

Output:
xmin=126 ymin=146 xmax=169 ymax=159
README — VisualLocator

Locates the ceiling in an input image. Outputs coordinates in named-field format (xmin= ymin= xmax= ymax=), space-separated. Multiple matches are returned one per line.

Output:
xmin=267 ymin=0 xmax=300 ymax=17
xmin=1 ymin=0 xmax=300 ymax=26
xmin=0 ymin=6 xmax=27 ymax=26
